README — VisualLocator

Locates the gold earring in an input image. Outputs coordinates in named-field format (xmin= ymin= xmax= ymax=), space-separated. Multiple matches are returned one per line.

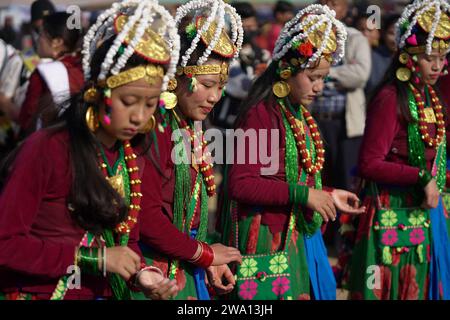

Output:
xmin=85 ymin=106 xmax=99 ymax=132
xmin=140 ymin=115 xmax=156 ymax=134
xmin=160 ymin=91 xmax=178 ymax=110
xmin=272 ymin=81 xmax=291 ymax=98
xmin=396 ymin=67 xmax=411 ymax=82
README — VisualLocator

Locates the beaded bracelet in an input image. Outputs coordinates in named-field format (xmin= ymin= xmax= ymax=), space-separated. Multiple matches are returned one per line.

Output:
xmin=418 ymin=169 xmax=433 ymax=188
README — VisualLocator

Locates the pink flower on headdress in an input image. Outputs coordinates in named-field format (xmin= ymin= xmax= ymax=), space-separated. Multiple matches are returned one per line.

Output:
xmin=406 ymin=34 xmax=418 ymax=46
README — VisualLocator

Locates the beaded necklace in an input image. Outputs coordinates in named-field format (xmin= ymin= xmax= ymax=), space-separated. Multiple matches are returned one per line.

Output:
xmin=169 ymin=112 xmax=210 ymax=279
xmin=407 ymin=84 xmax=446 ymax=192
xmin=279 ymin=98 xmax=323 ymax=236
xmin=51 ymin=140 xmax=141 ymax=300
xmin=279 ymin=99 xmax=325 ymax=175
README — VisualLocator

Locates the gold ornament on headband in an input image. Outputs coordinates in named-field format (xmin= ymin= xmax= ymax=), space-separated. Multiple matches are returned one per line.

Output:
xmin=114 ymin=15 xmax=170 ymax=64
xmin=302 ymin=16 xmax=337 ymax=54
xmin=407 ymin=40 xmax=450 ymax=54
xmin=83 ymin=87 xmax=99 ymax=103
xmin=106 ymin=65 xmax=165 ymax=89
xmin=196 ymin=17 xmax=236 ymax=58
xmin=417 ymin=7 xmax=450 ymax=40
xmin=177 ymin=61 xmax=230 ymax=84
xmin=280 ymin=69 xmax=292 ymax=80
xmin=167 ymin=78 xmax=178 ymax=91
xmin=399 ymin=52 xmax=410 ymax=64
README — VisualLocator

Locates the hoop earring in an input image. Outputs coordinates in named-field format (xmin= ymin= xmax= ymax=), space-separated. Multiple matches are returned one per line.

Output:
xmin=85 ymin=106 xmax=99 ymax=132
xmin=140 ymin=115 xmax=156 ymax=134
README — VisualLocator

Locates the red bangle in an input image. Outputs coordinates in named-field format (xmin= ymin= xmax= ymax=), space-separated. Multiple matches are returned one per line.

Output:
xmin=192 ymin=242 xmax=214 ymax=269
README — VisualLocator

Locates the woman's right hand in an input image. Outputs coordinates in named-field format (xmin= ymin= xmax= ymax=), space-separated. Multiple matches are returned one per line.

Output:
xmin=102 ymin=246 xmax=141 ymax=281
xmin=306 ymin=188 xmax=336 ymax=222
xmin=422 ymin=178 xmax=440 ymax=209
xmin=210 ymin=243 xmax=242 ymax=266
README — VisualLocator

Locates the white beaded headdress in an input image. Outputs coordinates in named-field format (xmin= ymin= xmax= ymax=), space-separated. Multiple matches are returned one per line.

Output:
xmin=174 ymin=0 xmax=244 ymax=68
xmin=272 ymin=4 xmax=347 ymax=69
xmin=81 ymin=0 xmax=180 ymax=91
xmin=395 ymin=0 xmax=450 ymax=55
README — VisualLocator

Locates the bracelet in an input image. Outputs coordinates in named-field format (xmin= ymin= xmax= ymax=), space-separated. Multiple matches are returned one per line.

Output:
xmin=190 ymin=242 xmax=214 ymax=269
xmin=134 ymin=266 xmax=165 ymax=287
xmin=418 ymin=169 xmax=433 ymax=188
xmin=188 ymin=241 xmax=203 ymax=264
xmin=102 ymin=246 xmax=107 ymax=278
xmin=77 ymin=247 xmax=100 ymax=275
xmin=288 ymin=183 xmax=309 ymax=206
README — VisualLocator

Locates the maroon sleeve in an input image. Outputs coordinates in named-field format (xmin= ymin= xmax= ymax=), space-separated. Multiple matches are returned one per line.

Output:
xmin=139 ymin=158 xmax=198 ymax=261
xmin=228 ymin=104 xmax=290 ymax=206
xmin=0 ymin=132 xmax=76 ymax=278
xmin=128 ymin=209 xmax=145 ymax=264
xmin=18 ymin=71 xmax=46 ymax=131
xmin=358 ymin=86 xmax=420 ymax=185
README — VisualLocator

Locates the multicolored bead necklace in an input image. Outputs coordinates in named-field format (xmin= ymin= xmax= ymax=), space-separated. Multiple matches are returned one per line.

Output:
xmin=279 ymin=99 xmax=325 ymax=175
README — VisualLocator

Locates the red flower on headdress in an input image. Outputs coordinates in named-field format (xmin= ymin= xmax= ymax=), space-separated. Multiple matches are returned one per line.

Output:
xmin=298 ymin=41 xmax=314 ymax=57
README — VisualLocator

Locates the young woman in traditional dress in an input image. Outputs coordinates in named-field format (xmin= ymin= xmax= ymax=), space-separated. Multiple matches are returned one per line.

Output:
xmin=137 ymin=0 xmax=244 ymax=300
xmin=0 ymin=0 xmax=180 ymax=300
xmin=220 ymin=4 xmax=365 ymax=300
xmin=347 ymin=0 xmax=450 ymax=300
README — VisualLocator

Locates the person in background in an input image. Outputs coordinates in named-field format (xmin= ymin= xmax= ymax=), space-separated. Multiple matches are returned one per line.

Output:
xmin=18 ymin=12 xmax=83 ymax=136
xmin=267 ymin=1 xmax=295 ymax=54
xmin=0 ymin=17 xmax=17 ymax=48
xmin=359 ymin=13 xmax=400 ymax=96
xmin=210 ymin=1 xmax=271 ymax=130
xmin=313 ymin=0 xmax=371 ymax=192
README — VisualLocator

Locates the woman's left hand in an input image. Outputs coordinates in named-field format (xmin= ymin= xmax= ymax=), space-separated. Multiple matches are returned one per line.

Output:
xmin=206 ymin=265 xmax=235 ymax=295
xmin=138 ymin=269 xmax=179 ymax=300
xmin=331 ymin=189 xmax=366 ymax=215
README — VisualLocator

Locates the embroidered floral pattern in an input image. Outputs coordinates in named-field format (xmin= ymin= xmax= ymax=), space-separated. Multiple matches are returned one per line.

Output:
xmin=409 ymin=228 xmax=425 ymax=245
xmin=240 ymin=258 xmax=258 ymax=277
xmin=408 ymin=210 xmax=426 ymax=226
xmin=381 ymin=210 xmax=398 ymax=227
xmin=272 ymin=277 xmax=290 ymax=297
xmin=269 ymin=254 xmax=289 ymax=274
xmin=381 ymin=229 xmax=398 ymax=246
xmin=239 ymin=280 xmax=258 ymax=300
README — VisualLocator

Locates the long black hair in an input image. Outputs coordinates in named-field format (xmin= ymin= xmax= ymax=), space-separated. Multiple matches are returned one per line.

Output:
xmin=1 ymin=36 xmax=161 ymax=235
xmin=235 ymin=50 xmax=323 ymax=128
